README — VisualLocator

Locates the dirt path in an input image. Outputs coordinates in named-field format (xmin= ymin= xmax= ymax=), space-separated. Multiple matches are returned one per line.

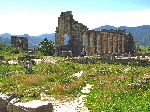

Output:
xmin=40 ymin=84 xmax=93 ymax=112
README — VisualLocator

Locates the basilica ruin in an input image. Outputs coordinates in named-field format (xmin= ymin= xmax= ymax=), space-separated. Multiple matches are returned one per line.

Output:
xmin=55 ymin=11 xmax=135 ymax=56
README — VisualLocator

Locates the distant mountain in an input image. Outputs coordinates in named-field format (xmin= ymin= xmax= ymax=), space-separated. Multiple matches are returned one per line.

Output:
xmin=28 ymin=33 xmax=55 ymax=48
xmin=1 ymin=25 xmax=150 ymax=47
xmin=0 ymin=33 xmax=55 ymax=48
xmin=94 ymin=25 xmax=150 ymax=46
xmin=0 ymin=33 xmax=11 ymax=39
xmin=94 ymin=25 xmax=117 ymax=31
xmin=0 ymin=33 xmax=11 ymax=46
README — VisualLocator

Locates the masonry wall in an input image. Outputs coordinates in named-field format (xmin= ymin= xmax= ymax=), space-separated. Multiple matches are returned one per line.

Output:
xmin=55 ymin=11 xmax=134 ymax=56
xmin=11 ymin=36 xmax=28 ymax=51
xmin=83 ymin=29 xmax=126 ymax=55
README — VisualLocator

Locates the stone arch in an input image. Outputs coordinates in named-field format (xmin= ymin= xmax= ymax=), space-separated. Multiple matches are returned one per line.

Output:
xmin=64 ymin=34 xmax=70 ymax=45
xmin=55 ymin=11 xmax=88 ymax=56
xmin=55 ymin=11 xmax=130 ymax=56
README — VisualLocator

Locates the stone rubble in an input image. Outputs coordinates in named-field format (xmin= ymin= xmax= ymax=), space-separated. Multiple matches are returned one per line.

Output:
xmin=72 ymin=71 xmax=84 ymax=78
xmin=31 ymin=59 xmax=42 ymax=65
xmin=8 ymin=60 xmax=18 ymax=65
xmin=81 ymin=84 xmax=93 ymax=94
xmin=42 ymin=58 xmax=57 ymax=64
xmin=0 ymin=94 xmax=53 ymax=112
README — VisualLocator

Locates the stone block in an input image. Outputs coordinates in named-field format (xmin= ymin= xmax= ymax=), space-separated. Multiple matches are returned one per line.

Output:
xmin=0 ymin=94 xmax=53 ymax=112
xmin=0 ymin=94 xmax=16 ymax=111
xmin=9 ymin=100 xmax=53 ymax=112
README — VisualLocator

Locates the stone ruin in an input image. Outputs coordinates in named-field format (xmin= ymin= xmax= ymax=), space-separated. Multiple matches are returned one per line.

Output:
xmin=0 ymin=94 xmax=53 ymax=112
xmin=55 ymin=11 xmax=88 ymax=56
xmin=11 ymin=35 xmax=28 ymax=51
xmin=83 ymin=29 xmax=126 ymax=55
xmin=55 ymin=11 xmax=135 ymax=56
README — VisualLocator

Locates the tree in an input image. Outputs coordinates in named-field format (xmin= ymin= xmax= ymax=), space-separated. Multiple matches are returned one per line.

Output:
xmin=148 ymin=47 xmax=150 ymax=51
xmin=38 ymin=38 xmax=55 ymax=56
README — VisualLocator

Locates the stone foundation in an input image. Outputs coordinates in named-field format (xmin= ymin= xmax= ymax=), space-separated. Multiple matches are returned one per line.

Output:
xmin=0 ymin=94 xmax=53 ymax=112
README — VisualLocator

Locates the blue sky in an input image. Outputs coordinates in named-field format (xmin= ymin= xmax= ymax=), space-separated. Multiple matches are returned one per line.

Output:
xmin=0 ymin=0 xmax=150 ymax=35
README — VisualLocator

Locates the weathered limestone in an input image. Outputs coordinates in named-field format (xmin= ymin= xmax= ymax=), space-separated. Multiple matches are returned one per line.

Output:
xmin=55 ymin=11 xmax=88 ymax=56
xmin=109 ymin=33 xmax=113 ymax=53
xmin=0 ymin=94 xmax=53 ymax=112
xmin=90 ymin=31 xmax=96 ymax=55
xmin=113 ymin=35 xmax=117 ymax=53
xmin=122 ymin=34 xmax=125 ymax=53
xmin=82 ymin=29 xmax=129 ymax=55
xmin=117 ymin=34 xmax=121 ymax=53
xmin=11 ymin=36 xmax=28 ymax=51
xmin=0 ymin=94 xmax=17 ymax=112
xmin=0 ymin=94 xmax=8 ymax=111
xmin=9 ymin=100 xmax=53 ymax=112
xmin=56 ymin=11 xmax=135 ymax=56
xmin=83 ymin=32 xmax=89 ymax=54
xmin=103 ymin=32 xmax=107 ymax=54
xmin=97 ymin=31 xmax=102 ymax=55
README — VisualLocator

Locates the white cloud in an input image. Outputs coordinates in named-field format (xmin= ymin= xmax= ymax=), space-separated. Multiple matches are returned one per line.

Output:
xmin=0 ymin=9 xmax=150 ymax=35
xmin=74 ymin=9 xmax=150 ymax=29
xmin=0 ymin=12 xmax=58 ymax=36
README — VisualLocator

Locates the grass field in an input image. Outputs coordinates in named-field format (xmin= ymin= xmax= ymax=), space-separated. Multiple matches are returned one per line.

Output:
xmin=0 ymin=45 xmax=150 ymax=111
xmin=0 ymin=57 xmax=150 ymax=111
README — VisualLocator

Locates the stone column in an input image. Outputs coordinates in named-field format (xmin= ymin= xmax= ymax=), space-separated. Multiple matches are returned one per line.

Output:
xmin=122 ymin=34 xmax=125 ymax=53
xmin=97 ymin=31 xmax=102 ymax=55
xmin=103 ymin=32 xmax=107 ymax=54
xmin=91 ymin=31 xmax=96 ymax=55
xmin=113 ymin=34 xmax=117 ymax=53
xmin=109 ymin=33 xmax=113 ymax=54
xmin=59 ymin=33 xmax=64 ymax=46
xmin=119 ymin=34 xmax=123 ymax=53
xmin=83 ymin=32 xmax=90 ymax=54
xmin=117 ymin=34 xmax=121 ymax=53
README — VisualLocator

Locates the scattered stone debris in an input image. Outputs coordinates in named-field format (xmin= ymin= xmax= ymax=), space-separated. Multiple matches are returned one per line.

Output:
xmin=81 ymin=84 xmax=93 ymax=94
xmin=12 ymin=100 xmax=53 ymax=112
xmin=0 ymin=94 xmax=17 ymax=111
xmin=72 ymin=71 xmax=84 ymax=78
xmin=0 ymin=60 xmax=8 ymax=65
xmin=127 ymin=73 xmax=150 ymax=90
xmin=31 ymin=59 xmax=42 ymax=65
xmin=42 ymin=58 xmax=57 ymax=64
xmin=8 ymin=60 xmax=18 ymax=65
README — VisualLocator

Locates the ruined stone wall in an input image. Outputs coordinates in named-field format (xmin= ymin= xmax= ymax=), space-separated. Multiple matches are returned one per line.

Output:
xmin=0 ymin=94 xmax=53 ymax=112
xmin=55 ymin=11 xmax=88 ymax=56
xmin=11 ymin=36 xmax=28 ymax=51
xmin=55 ymin=11 xmax=134 ymax=56
xmin=83 ymin=29 xmax=127 ymax=55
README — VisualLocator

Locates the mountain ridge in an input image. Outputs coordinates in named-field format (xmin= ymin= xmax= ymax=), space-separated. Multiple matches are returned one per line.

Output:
xmin=0 ymin=25 xmax=150 ymax=47
xmin=94 ymin=25 xmax=150 ymax=46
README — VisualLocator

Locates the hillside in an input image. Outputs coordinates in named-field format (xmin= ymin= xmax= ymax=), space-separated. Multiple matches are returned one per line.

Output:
xmin=0 ymin=25 xmax=150 ymax=47
xmin=0 ymin=33 xmax=55 ymax=48
xmin=28 ymin=33 xmax=55 ymax=48
xmin=94 ymin=25 xmax=150 ymax=46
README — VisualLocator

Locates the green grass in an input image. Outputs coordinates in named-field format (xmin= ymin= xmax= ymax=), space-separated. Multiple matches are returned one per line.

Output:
xmin=85 ymin=63 xmax=150 ymax=112
xmin=0 ymin=61 xmax=92 ymax=101
xmin=137 ymin=45 xmax=150 ymax=53
xmin=0 ymin=50 xmax=150 ymax=111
